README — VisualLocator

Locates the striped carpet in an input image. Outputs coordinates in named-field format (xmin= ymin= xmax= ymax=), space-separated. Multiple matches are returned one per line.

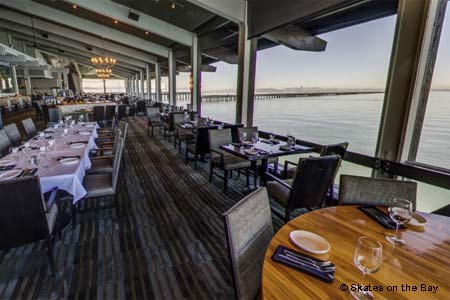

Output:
xmin=0 ymin=117 xmax=286 ymax=300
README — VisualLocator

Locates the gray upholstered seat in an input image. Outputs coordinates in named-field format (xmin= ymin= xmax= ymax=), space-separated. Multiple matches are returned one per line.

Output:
xmin=266 ymin=179 xmax=292 ymax=206
xmin=87 ymin=158 xmax=113 ymax=175
xmin=0 ymin=129 xmax=11 ymax=156
xmin=223 ymin=187 xmax=273 ymax=300
xmin=84 ymin=174 xmax=114 ymax=197
xmin=21 ymin=118 xmax=37 ymax=139
xmin=4 ymin=123 xmax=22 ymax=146
xmin=147 ymin=107 xmax=164 ymax=136
xmin=338 ymin=175 xmax=417 ymax=210
xmin=208 ymin=128 xmax=251 ymax=192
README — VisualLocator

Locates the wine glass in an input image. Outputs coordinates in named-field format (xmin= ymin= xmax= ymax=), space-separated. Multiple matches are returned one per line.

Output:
xmin=351 ymin=236 xmax=383 ymax=300
xmin=240 ymin=132 xmax=247 ymax=148
xmin=251 ymin=132 xmax=259 ymax=146
xmin=386 ymin=198 xmax=412 ymax=245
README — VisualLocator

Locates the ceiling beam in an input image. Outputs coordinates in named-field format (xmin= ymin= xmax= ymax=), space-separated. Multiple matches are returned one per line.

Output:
xmin=185 ymin=0 xmax=245 ymax=23
xmin=264 ymin=25 xmax=327 ymax=51
xmin=0 ymin=20 xmax=148 ymax=69
xmin=0 ymin=0 xmax=168 ymax=58
xmin=67 ymin=0 xmax=193 ymax=46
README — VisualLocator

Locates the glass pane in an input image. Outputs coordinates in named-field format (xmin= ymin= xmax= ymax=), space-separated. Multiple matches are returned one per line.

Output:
xmin=253 ymin=15 xmax=397 ymax=156
xmin=416 ymin=4 xmax=450 ymax=170
xmin=0 ymin=64 xmax=14 ymax=94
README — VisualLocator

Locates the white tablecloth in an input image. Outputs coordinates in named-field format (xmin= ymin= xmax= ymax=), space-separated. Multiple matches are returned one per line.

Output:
xmin=0 ymin=122 xmax=99 ymax=203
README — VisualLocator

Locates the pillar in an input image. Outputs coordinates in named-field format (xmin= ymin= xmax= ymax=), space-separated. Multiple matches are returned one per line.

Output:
xmin=374 ymin=0 xmax=431 ymax=176
xmin=140 ymin=68 xmax=145 ymax=99
xmin=155 ymin=63 xmax=162 ymax=102
xmin=10 ymin=64 xmax=19 ymax=94
xmin=168 ymin=48 xmax=177 ymax=106
xmin=146 ymin=63 xmax=152 ymax=101
xmin=236 ymin=21 xmax=257 ymax=126
xmin=192 ymin=34 xmax=202 ymax=114
xmin=134 ymin=73 xmax=139 ymax=97
xmin=103 ymin=79 xmax=106 ymax=93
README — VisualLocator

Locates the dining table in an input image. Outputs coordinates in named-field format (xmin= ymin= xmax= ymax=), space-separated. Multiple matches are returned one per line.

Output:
xmin=0 ymin=121 xmax=99 ymax=203
xmin=220 ymin=139 xmax=314 ymax=184
xmin=262 ymin=206 xmax=450 ymax=300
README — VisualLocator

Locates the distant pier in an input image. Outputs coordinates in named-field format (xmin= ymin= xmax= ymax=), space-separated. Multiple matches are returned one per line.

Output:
xmin=160 ymin=91 xmax=382 ymax=102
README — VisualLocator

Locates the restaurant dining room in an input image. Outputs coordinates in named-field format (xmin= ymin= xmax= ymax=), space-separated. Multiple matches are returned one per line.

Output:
xmin=0 ymin=0 xmax=449 ymax=299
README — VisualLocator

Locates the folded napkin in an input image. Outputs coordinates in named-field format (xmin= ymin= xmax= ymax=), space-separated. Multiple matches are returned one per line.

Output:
xmin=0 ymin=165 xmax=16 ymax=171
xmin=260 ymin=139 xmax=280 ymax=145
xmin=358 ymin=206 xmax=406 ymax=230
xmin=271 ymin=245 xmax=335 ymax=283
xmin=44 ymin=130 xmax=55 ymax=134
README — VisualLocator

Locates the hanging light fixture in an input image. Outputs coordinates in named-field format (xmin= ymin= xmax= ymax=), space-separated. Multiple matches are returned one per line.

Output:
xmin=96 ymin=68 xmax=112 ymax=79
xmin=91 ymin=37 xmax=117 ymax=70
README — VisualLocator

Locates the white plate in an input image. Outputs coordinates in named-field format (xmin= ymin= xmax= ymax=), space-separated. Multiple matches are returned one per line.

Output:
xmin=59 ymin=157 xmax=80 ymax=166
xmin=289 ymin=230 xmax=331 ymax=255
xmin=85 ymin=124 xmax=95 ymax=128
xmin=243 ymin=141 xmax=254 ymax=146
xmin=408 ymin=213 xmax=427 ymax=227
xmin=0 ymin=159 xmax=15 ymax=166
xmin=70 ymin=143 xmax=85 ymax=149
xmin=78 ymin=131 xmax=91 ymax=136
xmin=280 ymin=145 xmax=292 ymax=151
xmin=0 ymin=169 xmax=22 ymax=179
xmin=245 ymin=149 xmax=258 ymax=156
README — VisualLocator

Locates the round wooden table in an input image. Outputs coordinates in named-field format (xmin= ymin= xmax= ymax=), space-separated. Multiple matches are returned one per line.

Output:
xmin=262 ymin=206 xmax=450 ymax=300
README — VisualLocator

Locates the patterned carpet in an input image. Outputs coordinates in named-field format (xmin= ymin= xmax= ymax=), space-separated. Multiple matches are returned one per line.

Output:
xmin=0 ymin=117 xmax=280 ymax=300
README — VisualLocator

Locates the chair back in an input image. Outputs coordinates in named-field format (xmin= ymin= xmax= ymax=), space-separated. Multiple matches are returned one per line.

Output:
xmin=0 ymin=129 xmax=12 ymax=156
xmin=41 ymin=104 xmax=49 ymax=123
xmin=21 ymin=118 xmax=37 ymax=139
xmin=118 ymin=105 xmax=128 ymax=120
xmin=4 ymin=123 xmax=21 ymax=146
xmin=208 ymin=128 xmax=232 ymax=150
xmin=0 ymin=176 xmax=49 ymax=250
xmin=237 ymin=126 xmax=258 ymax=141
xmin=137 ymin=101 xmax=146 ymax=113
xmin=338 ymin=175 xmax=417 ymax=210
xmin=112 ymin=137 xmax=125 ymax=191
xmin=320 ymin=142 xmax=349 ymax=157
xmin=105 ymin=105 xmax=116 ymax=121
xmin=223 ymin=188 xmax=273 ymax=300
xmin=147 ymin=106 xmax=159 ymax=117
xmin=118 ymin=121 xmax=128 ymax=141
xmin=93 ymin=106 xmax=105 ymax=122
xmin=288 ymin=155 xmax=341 ymax=214
xmin=48 ymin=108 xmax=59 ymax=123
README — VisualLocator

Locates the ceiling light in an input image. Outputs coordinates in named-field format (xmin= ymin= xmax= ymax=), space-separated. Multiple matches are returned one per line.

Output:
xmin=114 ymin=20 xmax=118 ymax=24
xmin=171 ymin=3 xmax=175 ymax=9
xmin=72 ymin=4 xmax=77 ymax=9
xmin=145 ymin=31 xmax=149 ymax=35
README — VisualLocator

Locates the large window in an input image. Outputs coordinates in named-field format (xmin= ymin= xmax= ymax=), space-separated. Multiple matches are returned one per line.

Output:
xmin=82 ymin=79 xmax=126 ymax=93
xmin=0 ymin=63 xmax=13 ymax=94
xmin=253 ymin=15 xmax=397 ymax=156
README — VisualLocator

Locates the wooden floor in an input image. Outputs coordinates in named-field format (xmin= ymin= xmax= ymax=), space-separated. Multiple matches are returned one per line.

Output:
xmin=0 ymin=117 xmax=285 ymax=300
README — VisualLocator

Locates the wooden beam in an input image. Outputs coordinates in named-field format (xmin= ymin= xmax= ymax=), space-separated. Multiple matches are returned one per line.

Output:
xmin=264 ymin=25 xmax=327 ymax=51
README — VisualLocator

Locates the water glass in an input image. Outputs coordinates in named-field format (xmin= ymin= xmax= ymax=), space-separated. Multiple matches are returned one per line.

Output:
xmin=251 ymin=132 xmax=259 ymax=145
xmin=386 ymin=198 xmax=412 ymax=245
xmin=240 ymin=132 xmax=247 ymax=147
xmin=351 ymin=236 xmax=383 ymax=300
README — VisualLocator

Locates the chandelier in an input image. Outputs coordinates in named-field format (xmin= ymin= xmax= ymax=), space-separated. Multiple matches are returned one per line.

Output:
xmin=91 ymin=55 xmax=117 ymax=68
xmin=96 ymin=68 xmax=112 ymax=79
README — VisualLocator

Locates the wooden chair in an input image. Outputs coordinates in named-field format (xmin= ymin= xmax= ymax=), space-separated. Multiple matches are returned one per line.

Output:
xmin=3 ymin=123 xmax=21 ymax=146
xmin=93 ymin=106 xmax=106 ymax=125
xmin=0 ymin=177 xmax=61 ymax=274
xmin=338 ymin=175 xmax=417 ymax=210
xmin=163 ymin=112 xmax=184 ymax=141
xmin=105 ymin=105 xmax=116 ymax=124
xmin=21 ymin=118 xmax=37 ymax=139
xmin=223 ymin=187 xmax=273 ymax=300
xmin=88 ymin=129 xmax=121 ymax=175
xmin=208 ymin=128 xmax=251 ymax=193
xmin=147 ymin=107 xmax=164 ymax=137
xmin=267 ymin=155 xmax=341 ymax=222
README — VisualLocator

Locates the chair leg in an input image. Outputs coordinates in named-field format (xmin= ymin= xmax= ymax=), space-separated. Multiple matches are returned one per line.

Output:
xmin=237 ymin=169 xmax=241 ymax=178
xmin=209 ymin=164 xmax=214 ymax=182
xmin=71 ymin=203 xmax=77 ymax=228
xmin=246 ymin=167 xmax=250 ymax=188
xmin=224 ymin=170 xmax=229 ymax=193
xmin=46 ymin=235 xmax=55 ymax=275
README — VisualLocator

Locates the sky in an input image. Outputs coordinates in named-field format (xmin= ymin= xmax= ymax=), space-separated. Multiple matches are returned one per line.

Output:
xmin=175 ymin=5 xmax=450 ymax=92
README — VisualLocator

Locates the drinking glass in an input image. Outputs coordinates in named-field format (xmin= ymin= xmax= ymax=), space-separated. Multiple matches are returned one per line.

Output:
xmin=351 ymin=236 xmax=383 ymax=300
xmin=240 ymin=132 xmax=247 ymax=147
xmin=9 ymin=147 xmax=18 ymax=162
xmin=386 ymin=198 xmax=412 ymax=245
xmin=251 ymin=132 xmax=259 ymax=145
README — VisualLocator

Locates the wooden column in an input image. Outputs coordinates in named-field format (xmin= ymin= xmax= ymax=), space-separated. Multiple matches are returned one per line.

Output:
xmin=192 ymin=34 xmax=202 ymax=115
xmin=10 ymin=64 xmax=19 ymax=94
xmin=168 ymin=49 xmax=177 ymax=106
xmin=374 ymin=0 xmax=430 ymax=177
xmin=155 ymin=63 xmax=162 ymax=102
xmin=236 ymin=21 xmax=257 ymax=126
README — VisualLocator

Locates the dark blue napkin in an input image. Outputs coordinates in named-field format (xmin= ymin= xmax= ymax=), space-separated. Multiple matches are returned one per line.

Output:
xmin=358 ymin=206 xmax=406 ymax=230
